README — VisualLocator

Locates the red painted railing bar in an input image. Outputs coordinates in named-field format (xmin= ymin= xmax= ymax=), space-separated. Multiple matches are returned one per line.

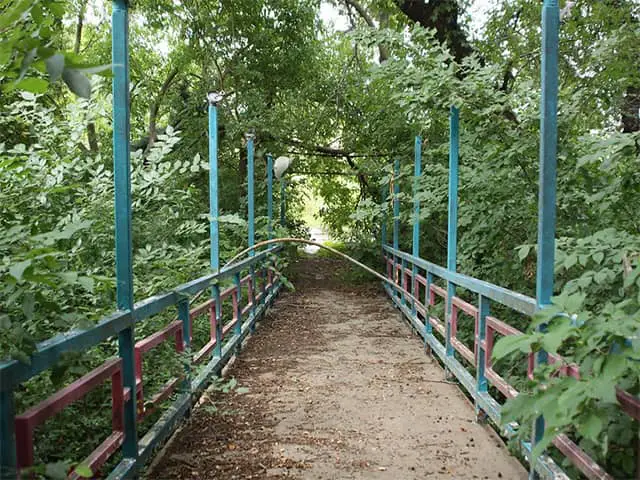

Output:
xmin=139 ymin=377 xmax=183 ymax=420
xmin=485 ymin=369 xmax=519 ymax=399
xmin=135 ymin=321 xmax=183 ymax=354
xmin=190 ymin=298 xmax=214 ymax=319
xmin=616 ymin=388 xmax=640 ymax=421
xmin=15 ymin=358 xmax=123 ymax=470
xmin=429 ymin=284 xmax=447 ymax=301
xmin=553 ymin=434 xmax=613 ymax=480
xmin=68 ymin=431 xmax=124 ymax=480
xmin=451 ymin=296 xmax=478 ymax=318
xmin=486 ymin=315 xmax=521 ymax=337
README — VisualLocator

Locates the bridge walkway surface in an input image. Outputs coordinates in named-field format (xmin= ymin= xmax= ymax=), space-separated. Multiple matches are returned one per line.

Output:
xmin=147 ymin=257 xmax=526 ymax=479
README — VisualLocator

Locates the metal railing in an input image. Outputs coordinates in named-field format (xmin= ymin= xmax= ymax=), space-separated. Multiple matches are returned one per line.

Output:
xmin=0 ymin=1 xmax=287 ymax=477
xmin=380 ymin=4 xmax=639 ymax=478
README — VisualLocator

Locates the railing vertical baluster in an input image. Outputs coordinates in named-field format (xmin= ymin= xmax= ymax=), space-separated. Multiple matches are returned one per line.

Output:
xmin=246 ymin=134 xmax=256 ymax=330
xmin=0 ymin=390 xmax=16 ymax=476
xmin=412 ymin=136 xmax=422 ymax=316
xmin=112 ymin=0 xmax=137 ymax=462
xmin=267 ymin=154 xmax=274 ymax=240
xmin=424 ymin=272 xmax=434 ymax=353
xmin=208 ymin=94 xmax=220 ymax=273
xmin=234 ymin=273 xmax=242 ymax=355
xmin=532 ymin=0 xmax=560 ymax=475
xmin=213 ymin=285 xmax=222 ymax=358
xmin=445 ymin=106 xmax=460 ymax=360
xmin=178 ymin=299 xmax=191 ymax=392
xmin=476 ymin=294 xmax=490 ymax=417
xmin=393 ymin=159 xmax=400 ymax=301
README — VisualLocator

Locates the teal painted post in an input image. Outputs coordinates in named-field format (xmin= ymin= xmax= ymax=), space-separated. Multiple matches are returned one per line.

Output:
xmin=0 ymin=391 xmax=16 ymax=476
xmin=445 ymin=106 xmax=460 ymax=359
xmin=392 ymin=159 xmax=401 ymax=301
xmin=208 ymin=94 xmax=220 ymax=272
xmin=267 ymin=154 xmax=274 ymax=240
xmin=246 ymin=134 xmax=256 ymax=330
xmin=281 ymin=179 xmax=286 ymax=227
xmin=532 ymin=0 xmax=560 ymax=474
xmin=207 ymin=95 xmax=221 ymax=361
xmin=476 ymin=295 xmax=490 ymax=395
xmin=246 ymin=134 xmax=255 ymax=256
xmin=411 ymin=136 xmax=422 ymax=316
xmin=112 ymin=0 xmax=137 ymax=461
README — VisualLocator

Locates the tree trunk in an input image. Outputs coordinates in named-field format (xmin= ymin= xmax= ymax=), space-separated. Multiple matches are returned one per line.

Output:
xmin=396 ymin=0 xmax=473 ymax=62
xmin=145 ymin=67 xmax=180 ymax=153
xmin=622 ymin=86 xmax=640 ymax=133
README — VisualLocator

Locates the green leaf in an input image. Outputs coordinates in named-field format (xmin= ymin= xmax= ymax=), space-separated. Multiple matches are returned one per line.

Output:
xmin=592 ymin=252 xmax=604 ymax=264
xmin=78 ymin=276 xmax=95 ymax=293
xmin=564 ymin=254 xmax=577 ymax=270
xmin=594 ymin=271 xmax=607 ymax=285
xmin=14 ymin=77 xmax=48 ymax=93
xmin=492 ymin=334 xmax=537 ymax=360
xmin=9 ymin=259 xmax=32 ymax=281
xmin=22 ymin=292 xmax=35 ymax=320
xmin=45 ymin=53 xmax=65 ymax=82
xmin=0 ymin=0 xmax=32 ymax=29
xmin=74 ymin=463 xmax=93 ymax=478
xmin=517 ymin=245 xmax=531 ymax=261
xmin=45 ymin=461 xmax=71 ymax=480
xmin=59 ymin=271 xmax=79 ymax=284
xmin=62 ymin=69 xmax=91 ymax=98
xmin=540 ymin=319 xmax=575 ymax=354
xmin=578 ymin=413 xmax=603 ymax=443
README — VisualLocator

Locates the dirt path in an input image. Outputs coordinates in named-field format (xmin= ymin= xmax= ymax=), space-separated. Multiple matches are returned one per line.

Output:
xmin=147 ymin=257 xmax=527 ymax=479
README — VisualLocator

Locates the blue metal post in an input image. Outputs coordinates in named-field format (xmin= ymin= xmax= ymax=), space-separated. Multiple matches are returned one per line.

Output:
xmin=112 ymin=0 xmax=137 ymax=461
xmin=476 ymin=295 xmax=490 ymax=395
xmin=267 ymin=154 xmax=274 ymax=240
xmin=280 ymin=179 xmax=287 ymax=227
xmin=208 ymin=95 xmax=220 ymax=272
xmin=246 ymin=134 xmax=256 ymax=330
xmin=411 ymin=136 xmax=422 ymax=316
xmin=246 ymin=134 xmax=255 ymax=256
xmin=392 ymin=159 xmax=401 ymax=301
xmin=532 ymin=0 xmax=559 ymax=474
xmin=445 ymin=106 xmax=460 ymax=359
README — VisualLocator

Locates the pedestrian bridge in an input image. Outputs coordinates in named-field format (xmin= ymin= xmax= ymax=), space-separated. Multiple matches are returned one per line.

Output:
xmin=1 ymin=1 xmax=638 ymax=479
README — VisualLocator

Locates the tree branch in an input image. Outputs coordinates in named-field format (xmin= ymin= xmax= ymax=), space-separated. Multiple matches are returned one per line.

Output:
xmin=342 ymin=0 xmax=389 ymax=62
xmin=145 ymin=66 xmax=180 ymax=153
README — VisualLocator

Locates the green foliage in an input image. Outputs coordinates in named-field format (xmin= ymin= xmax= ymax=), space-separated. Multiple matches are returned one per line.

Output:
xmin=495 ymin=228 xmax=640 ymax=477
